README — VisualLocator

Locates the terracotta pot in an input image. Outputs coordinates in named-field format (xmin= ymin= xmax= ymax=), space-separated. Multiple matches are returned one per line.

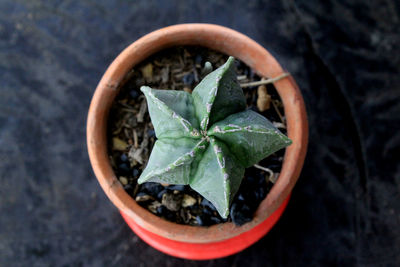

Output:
xmin=87 ymin=23 xmax=308 ymax=260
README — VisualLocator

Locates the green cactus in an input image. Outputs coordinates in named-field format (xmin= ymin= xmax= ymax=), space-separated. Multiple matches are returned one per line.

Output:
xmin=138 ymin=56 xmax=292 ymax=218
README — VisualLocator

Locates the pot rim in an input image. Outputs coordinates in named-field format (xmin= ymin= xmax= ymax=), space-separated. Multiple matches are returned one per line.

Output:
xmin=87 ymin=23 xmax=308 ymax=243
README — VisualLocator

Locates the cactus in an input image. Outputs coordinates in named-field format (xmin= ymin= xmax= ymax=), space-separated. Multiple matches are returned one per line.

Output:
xmin=138 ymin=57 xmax=292 ymax=218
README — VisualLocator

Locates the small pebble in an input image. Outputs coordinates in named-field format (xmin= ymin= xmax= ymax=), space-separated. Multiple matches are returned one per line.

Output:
xmin=112 ymin=137 xmax=128 ymax=151
xmin=180 ymin=208 xmax=191 ymax=224
xmin=147 ymin=129 xmax=155 ymax=138
xmin=156 ymin=205 xmax=164 ymax=215
xmin=160 ymin=67 xmax=169 ymax=83
xmin=182 ymin=194 xmax=197 ymax=207
xmin=188 ymin=204 xmax=203 ymax=216
xmin=254 ymin=186 xmax=266 ymax=202
xmin=157 ymin=189 xmax=167 ymax=200
xmin=195 ymin=54 xmax=202 ymax=65
xmin=257 ymin=85 xmax=271 ymax=112
xmin=230 ymin=202 xmax=252 ymax=226
xmin=140 ymin=182 xmax=164 ymax=198
xmin=183 ymin=87 xmax=192 ymax=93
xmin=156 ymin=206 xmax=176 ymax=221
xmin=148 ymin=201 xmax=162 ymax=214
xmin=209 ymin=216 xmax=222 ymax=224
xmin=182 ymin=73 xmax=195 ymax=85
xmin=167 ymin=185 xmax=185 ymax=191
xmin=118 ymin=163 xmax=130 ymax=175
xmin=202 ymin=207 xmax=212 ymax=216
xmin=237 ymin=193 xmax=245 ymax=202
xmin=195 ymin=215 xmax=204 ymax=226
xmin=162 ymin=192 xmax=183 ymax=211
xmin=120 ymin=153 xmax=128 ymax=162
xmin=201 ymin=198 xmax=216 ymax=211
xmin=119 ymin=176 xmax=128 ymax=185
xmin=135 ymin=193 xmax=154 ymax=203
xmin=129 ymin=90 xmax=139 ymax=99
xmin=141 ymin=63 xmax=153 ymax=81
xmin=132 ymin=168 xmax=139 ymax=177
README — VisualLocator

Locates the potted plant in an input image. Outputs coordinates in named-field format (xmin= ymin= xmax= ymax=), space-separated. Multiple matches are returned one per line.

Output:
xmin=87 ymin=24 xmax=308 ymax=260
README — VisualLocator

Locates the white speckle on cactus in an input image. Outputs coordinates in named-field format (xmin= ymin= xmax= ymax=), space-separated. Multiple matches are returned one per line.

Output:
xmin=179 ymin=118 xmax=191 ymax=132
xmin=223 ymin=179 xmax=229 ymax=206
xmin=206 ymin=103 xmax=212 ymax=113
xmin=217 ymin=155 xmax=225 ymax=169
xmin=228 ymin=124 xmax=240 ymax=128
xmin=223 ymin=173 xmax=229 ymax=180
xmin=213 ymin=145 xmax=222 ymax=154
xmin=173 ymin=159 xmax=185 ymax=167
xmin=221 ymin=157 xmax=226 ymax=169
xmin=200 ymin=119 xmax=205 ymax=129
xmin=209 ymin=87 xmax=217 ymax=95
xmin=213 ymin=124 xmax=273 ymax=134
xmin=200 ymin=117 xmax=209 ymax=129
xmin=191 ymin=129 xmax=200 ymax=136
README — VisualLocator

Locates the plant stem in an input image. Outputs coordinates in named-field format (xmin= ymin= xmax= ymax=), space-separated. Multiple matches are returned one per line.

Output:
xmin=253 ymin=164 xmax=274 ymax=181
xmin=240 ymin=72 xmax=290 ymax=88
xmin=271 ymin=99 xmax=285 ymax=123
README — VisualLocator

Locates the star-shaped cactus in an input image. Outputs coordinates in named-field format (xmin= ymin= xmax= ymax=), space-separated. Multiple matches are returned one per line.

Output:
xmin=138 ymin=57 xmax=292 ymax=218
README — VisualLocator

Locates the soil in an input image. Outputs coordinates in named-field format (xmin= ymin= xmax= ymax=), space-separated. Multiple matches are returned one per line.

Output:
xmin=107 ymin=46 xmax=287 ymax=226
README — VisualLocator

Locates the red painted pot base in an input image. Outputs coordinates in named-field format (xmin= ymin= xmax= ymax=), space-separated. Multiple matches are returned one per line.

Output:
xmin=121 ymin=195 xmax=290 ymax=260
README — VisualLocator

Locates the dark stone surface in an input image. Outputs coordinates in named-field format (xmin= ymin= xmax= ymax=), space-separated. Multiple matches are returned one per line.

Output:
xmin=0 ymin=0 xmax=399 ymax=266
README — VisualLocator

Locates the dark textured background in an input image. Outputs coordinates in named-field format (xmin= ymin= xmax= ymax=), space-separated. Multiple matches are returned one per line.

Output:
xmin=1 ymin=0 xmax=399 ymax=266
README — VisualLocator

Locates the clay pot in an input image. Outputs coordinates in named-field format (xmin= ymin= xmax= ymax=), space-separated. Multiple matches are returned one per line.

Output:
xmin=87 ymin=24 xmax=308 ymax=260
